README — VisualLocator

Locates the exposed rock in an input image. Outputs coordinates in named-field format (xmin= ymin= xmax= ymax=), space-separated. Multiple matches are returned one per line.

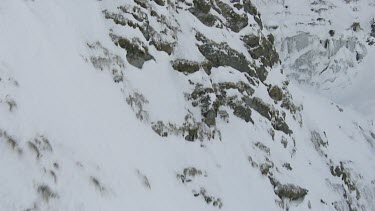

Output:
xmin=282 ymin=163 xmax=293 ymax=171
xmin=172 ymin=59 xmax=212 ymax=75
xmin=243 ymin=0 xmax=263 ymax=29
xmin=242 ymin=34 xmax=279 ymax=68
xmin=260 ymin=163 xmax=272 ymax=175
xmin=280 ymin=85 xmax=302 ymax=115
xmin=254 ymin=142 xmax=270 ymax=155
xmin=242 ymin=35 xmax=259 ymax=48
xmin=151 ymin=114 xmax=221 ymax=142
xmin=3 ymin=97 xmax=17 ymax=112
xmin=104 ymin=10 xmax=131 ymax=26
xmin=330 ymin=162 xmax=360 ymax=199
xmin=248 ymin=156 xmax=259 ymax=168
xmin=177 ymin=167 xmax=204 ymax=183
xmin=106 ymin=5 xmax=177 ymax=56
xmin=134 ymin=0 xmax=148 ymax=8
xmin=245 ymin=97 xmax=273 ymax=119
xmin=153 ymin=0 xmax=165 ymax=6
xmin=37 ymin=185 xmax=58 ymax=202
xmin=281 ymin=136 xmax=288 ymax=148
xmin=87 ymin=42 xmax=125 ymax=83
xmin=27 ymin=135 xmax=53 ymax=159
xmin=267 ymin=34 xmax=275 ymax=45
xmin=111 ymin=35 xmax=154 ymax=69
xmin=196 ymin=33 xmax=256 ymax=77
xmin=126 ymin=92 xmax=149 ymax=121
xmin=194 ymin=188 xmax=223 ymax=209
xmin=268 ymin=85 xmax=283 ymax=101
xmin=242 ymin=34 xmax=279 ymax=82
xmin=189 ymin=0 xmax=219 ymax=27
xmin=90 ymin=176 xmax=106 ymax=192
xmin=2 ymin=131 xmax=22 ymax=154
xmin=172 ymin=59 xmax=200 ymax=74
xmin=245 ymin=97 xmax=292 ymax=134
xmin=233 ymin=104 xmax=253 ymax=123
xmin=274 ymin=183 xmax=308 ymax=201
xmin=187 ymin=80 xmax=256 ymax=126
xmin=369 ymin=19 xmax=375 ymax=45
xmin=136 ymin=170 xmax=151 ymax=189
xmin=214 ymin=0 xmax=248 ymax=32
xmin=351 ymin=22 xmax=361 ymax=32
xmin=329 ymin=29 xmax=335 ymax=37
xmin=203 ymin=109 xmax=217 ymax=127
xmin=150 ymin=39 xmax=176 ymax=55
xmin=310 ymin=131 xmax=328 ymax=157
xmin=218 ymin=110 xmax=229 ymax=122
xmin=183 ymin=167 xmax=203 ymax=177
xmin=2 ymin=1 xmax=375 ymax=211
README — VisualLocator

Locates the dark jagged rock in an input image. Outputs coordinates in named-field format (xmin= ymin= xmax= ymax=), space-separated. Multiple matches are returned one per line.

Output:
xmin=329 ymin=29 xmax=335 ymax=37
xmin=203 ymin=109 xmax=217 ymax=127
xmin=151 ymin=114 xmax=221 ymax=141
xmin=196 ymin=33 xmax=256 ymax=77
xmin=242 ymin=34 xmax=279 ymax=75
xmin=37 ymin=185 xmax=58 ymax=202
xmin=241 ymin=34 xmax=280 ymax=81
xmin=105 ymin=5 xmax=177 ymax=56
xmin=254 ymin=142 xmax=270 ymax=155
xmin=371 ymin=18 xmax=375 ymax=37
xmin=233 ymin=105 xmax=253 ymax=123
xmin=172 ymin=59 xmax=212 ymax=75
xmin=268 ymin=85 xmax=283 ymax=101
xmin=195 ymin=188 xmax=223 ymax=208
xmin=185 ymin=128 xmax=198 ymax=141
xmin=274 ymin=183 xmax=308 ymax=201
xmin=112 ymin=35 xmax=154 ymax=68
xmin=330 ymin=162 xmax=360 ymax=199
xmin=282 ymin=163 xmax=293 ymax=171
xmin=188 ymin=81 xmax=256 ymax=125
xmin=243 ymin=0 xmax=263 ymax=29
xmin=245 ymin=97 xmax=292 ymax=134
xmin=177 ymin=167 xmax=205 ymax=183
xmin=351 ymin=22 xmax=361 ymax=32
xmin=87 ymin=42 xmax=125 ymax=83
xmin=214 ymin=0 xmax=248 ymax=32
xmin=242 ymin=34 xmax=260 ymax=48
xmin=245 ymin=97 xmax=272 ymax=120
xmin=260 ymin=163 xmax=273 ymax=175
xmin=104 ymin=10 xmax=131 ymax=26
xmin=126 ymin=91 xmax=150 ymax=121
xmin=172 ymin=59 xmax=200 ymax=74
xmin=310 ymin=131 xmax=328 ymax=157
xmin=189 ymin=0 xmax=218 ymax=27
xmin=153 ymin=0 xmax=165 ymax=6
xmin=134 ymin=0 xmax=148 ymax=8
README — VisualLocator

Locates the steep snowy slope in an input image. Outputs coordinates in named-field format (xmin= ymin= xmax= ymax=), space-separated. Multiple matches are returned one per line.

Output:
xmin=252 ymin=0 xmax=375 ymax=120
xmin=0 ymin=0 xmax=374 ymax=211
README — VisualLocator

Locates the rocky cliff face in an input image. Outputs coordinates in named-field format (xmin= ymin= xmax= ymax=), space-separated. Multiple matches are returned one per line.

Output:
xmin=0 ymin=0 xmax=374 ymax=211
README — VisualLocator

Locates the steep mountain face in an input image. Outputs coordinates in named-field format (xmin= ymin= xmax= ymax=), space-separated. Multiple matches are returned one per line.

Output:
xmin=0 ymin=0 xmax=374 ymax=211
xmin=252 ymin=0 xmax=375 ymax=119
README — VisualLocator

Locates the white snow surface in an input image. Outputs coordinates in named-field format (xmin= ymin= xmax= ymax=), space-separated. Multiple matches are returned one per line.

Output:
xmin=0 ymin=0 xmax=374 ymax=211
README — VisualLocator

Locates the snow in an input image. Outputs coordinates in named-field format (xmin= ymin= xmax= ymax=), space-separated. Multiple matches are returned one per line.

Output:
xmin=0 ymin=0 xmax=374 ymax=210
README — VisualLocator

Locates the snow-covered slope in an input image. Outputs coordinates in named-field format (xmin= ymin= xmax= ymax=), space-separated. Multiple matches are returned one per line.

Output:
xmin=252 ymin=0 xmax=375 ymax=120
xmin=0 ymin=0 xmax=374 ymax=211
